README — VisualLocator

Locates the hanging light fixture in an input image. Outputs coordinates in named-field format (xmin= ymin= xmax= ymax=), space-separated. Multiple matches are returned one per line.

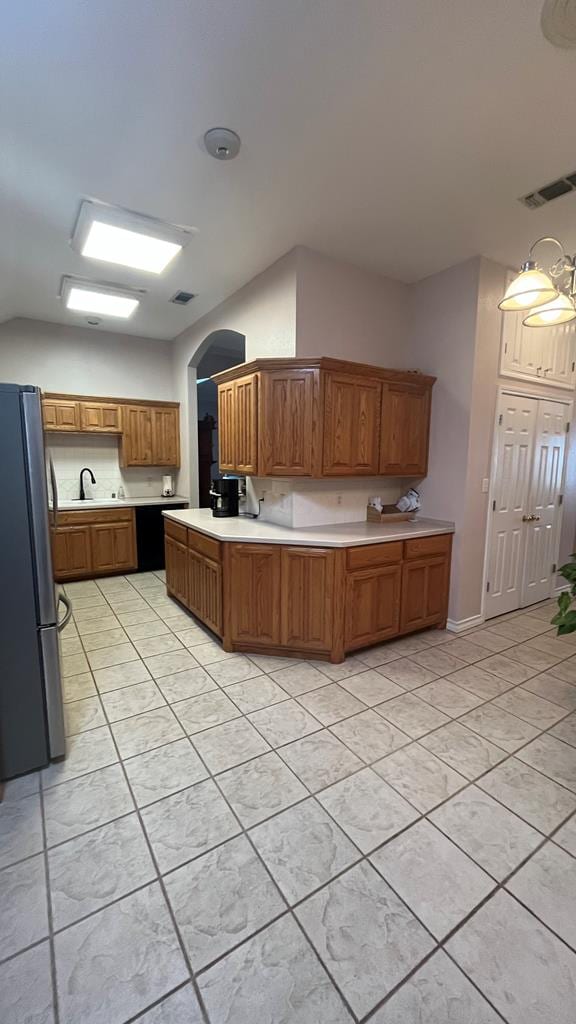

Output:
xmin=499 ymin=236 xmax=576 ymax=327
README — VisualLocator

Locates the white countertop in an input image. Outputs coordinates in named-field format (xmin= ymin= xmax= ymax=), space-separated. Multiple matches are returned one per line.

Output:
xmin=56 ymin=496 xmax=189 ymax=511
xmin=162 ymin=507 xmax=454 ymax=548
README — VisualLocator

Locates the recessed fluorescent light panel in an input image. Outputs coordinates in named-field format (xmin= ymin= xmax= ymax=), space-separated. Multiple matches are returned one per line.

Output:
xmin=60 ymin=276 xmax=144 ymax=319
xmin=72 ymin=200 xmax=197 ymax=274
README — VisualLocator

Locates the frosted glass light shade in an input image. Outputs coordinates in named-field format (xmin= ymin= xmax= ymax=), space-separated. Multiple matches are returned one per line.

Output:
xmin=498 ymin=268 xmax=558 ymax=311
xmin=523 ymin=292 xmax=576 ymax=327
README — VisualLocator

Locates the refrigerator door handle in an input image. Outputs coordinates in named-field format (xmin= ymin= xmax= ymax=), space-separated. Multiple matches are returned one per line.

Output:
xmin=57 ymin=593 xmax=72 ymax=632
xmin=49 ymin=456 xmax=59 ymax=524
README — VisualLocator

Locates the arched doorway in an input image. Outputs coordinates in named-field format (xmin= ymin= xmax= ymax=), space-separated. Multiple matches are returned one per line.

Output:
xmin=190 ymin=330 xmax=245 ymax=506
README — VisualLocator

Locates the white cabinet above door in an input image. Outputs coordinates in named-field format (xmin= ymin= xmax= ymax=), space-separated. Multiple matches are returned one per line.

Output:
xmin=500 ymin=274 xmax=576 ymax=389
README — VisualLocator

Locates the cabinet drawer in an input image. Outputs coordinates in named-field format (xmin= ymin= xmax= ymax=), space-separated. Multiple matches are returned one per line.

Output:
xmin=188 ymin=527 xmax=221 ymax=563
xmin=165 ymin=518 xmax=188 ymax=545
xmin=56 ymin=508 xmax=133 ymax=526
xmin=403 ymin=534 xmax=451 ymax=560
xmin=346 ymin=541 xmax=403 ymax=571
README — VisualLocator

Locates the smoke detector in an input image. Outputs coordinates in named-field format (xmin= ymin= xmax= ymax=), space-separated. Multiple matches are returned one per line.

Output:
xmin=204 ymin=128 xmax=241 ymax=160
xmin=542 ymin=0 xmax=576 ymax=47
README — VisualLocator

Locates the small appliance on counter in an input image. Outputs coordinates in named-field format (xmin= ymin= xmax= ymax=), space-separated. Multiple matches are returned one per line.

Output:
xmin=162 ymin=475 xmax=174 ymax=497
xmin=210 ymin=478 xmax=239 ymax=517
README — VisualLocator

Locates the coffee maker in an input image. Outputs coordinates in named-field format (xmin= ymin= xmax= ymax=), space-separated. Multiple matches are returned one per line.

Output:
xmin=209 ymin=478 xmax=239 ymax=518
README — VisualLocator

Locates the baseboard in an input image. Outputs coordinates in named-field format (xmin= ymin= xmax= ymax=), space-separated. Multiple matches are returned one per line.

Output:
xmin=553 ymin=584 xmax=569 ymax=596
xmin=446 ymin=613 xmax=485 ymax=634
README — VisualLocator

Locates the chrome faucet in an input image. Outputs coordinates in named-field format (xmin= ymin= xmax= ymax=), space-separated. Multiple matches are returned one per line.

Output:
xmin=79 ymin=467 xmax=96 ymax=500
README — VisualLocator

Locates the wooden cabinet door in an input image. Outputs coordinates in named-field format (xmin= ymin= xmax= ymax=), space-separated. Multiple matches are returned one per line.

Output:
xmin=233 ymin=374 xmax=259 ymax=475
xmin=165 ymin=535 xmax=188 ymax=605
xmin=91 ymin=522 xmax=137 ymax=573
xmin=280 ymin=547 xmax=334 ymax=650
xmin=400 ymin=555 xmax=450 ymax=633
xmin=322 ymin=372 xmax=381 ymax=475
xmin=80 ymin=402 xmax=121 ymax=433
xmin=380 ymin=384 xmax=431 ymax=476
xmin=226 ymin=544 xmax=281 ymax=644
xmin=345 ymin=565 xmax=401 ymax=649
xmin=52 ymin=526 xmax=92 ymax=579
xmin=42 ymin=399 xmax=80 ymax=432
xmin=259 ymin=369 xmax=318 ymax=476
xmin=217 ymin=382 xmax=236 ymax=472
xmin=188 ymin=551 xmax=222 ymax=635
xmin=121 ymin=406 xmax=153 ymax=465
xmin=152 ymin=407 xmax=180 ymax=466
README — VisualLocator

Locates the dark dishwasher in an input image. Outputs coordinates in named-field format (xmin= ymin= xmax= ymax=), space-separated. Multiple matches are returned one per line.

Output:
xmin=135 ymin=503 xmax=188 ymax=571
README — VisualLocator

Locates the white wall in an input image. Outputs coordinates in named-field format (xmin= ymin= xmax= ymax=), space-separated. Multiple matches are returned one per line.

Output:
xmin=0 ymin=318 xmax=175 ymax=401
xmin=296 ymin=248 xmax=410 ymax=365
xmin=173 ymin=251 xmax=298 ymax=502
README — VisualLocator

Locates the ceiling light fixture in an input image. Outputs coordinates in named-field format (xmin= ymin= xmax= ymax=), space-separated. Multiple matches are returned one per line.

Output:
xmin=60 ymin=276 xmax=144 ymax=319
xmin=498 ymin=236 xmax=576 ymax=328
xmin=71 ymin=201 xmax=197 ymax=274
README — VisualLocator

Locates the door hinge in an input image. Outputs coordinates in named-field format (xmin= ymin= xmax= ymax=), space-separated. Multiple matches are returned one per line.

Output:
xmin=498 ymin=413 xmax=503 ymax=426
xmin=559 ymin=494 xmax=564 ymax=506
xmin=492 ymin=499 xmax=496 ymax=511
xmin=552 ymin=563 xmax=557 ymax=573
xmin=504 ymin=343 xmax=508 ymax=354
xmin=486 ymin=581 xmax=490 ymax=592
xmin=566 ymin=422 xmax=571 ymax=433
xmin=572 ymin=361 xmax=575 ymax=372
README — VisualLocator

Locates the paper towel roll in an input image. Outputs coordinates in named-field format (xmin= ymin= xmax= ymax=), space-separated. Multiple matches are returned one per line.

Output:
xmin=162 ymin=475 xmax=174 ymax=497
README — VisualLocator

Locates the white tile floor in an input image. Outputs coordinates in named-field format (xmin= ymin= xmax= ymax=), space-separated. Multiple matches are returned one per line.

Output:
xmin=1 ymin=576 xmax=576 ymax=1023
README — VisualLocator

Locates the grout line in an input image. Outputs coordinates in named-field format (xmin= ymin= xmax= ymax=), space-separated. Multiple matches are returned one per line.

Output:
xmin=8 ymin=581 xmax=572 ymax=1021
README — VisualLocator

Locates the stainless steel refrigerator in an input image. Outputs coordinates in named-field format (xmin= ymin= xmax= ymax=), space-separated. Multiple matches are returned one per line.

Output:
xmin=0 ymin=384 xmax=69 ymax=779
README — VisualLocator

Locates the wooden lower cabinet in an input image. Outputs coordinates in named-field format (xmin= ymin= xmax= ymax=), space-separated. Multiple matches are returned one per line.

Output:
xmin=345 ymin=565 xmax=401 ymax=649
xmin=226 ymin=544 xmax=281 ymax=645
xmin=188 ymin=550 xmax=222 ymax=635
xmin=91 ymin=522 xmax=136 ymax=573
xmin=52 ymin=510 xmax=137 ymax=580
xmin=400 ymin=555 xmax=450 ymax=633
xmin=164 ymin=523 xmax=452 ymax=661
xmin=280 ymin=547 xmax=335 ymax=651
xmin=165 ymin=536 xmax=188 ymax=606
xmin=52 ymin=526 xmax=92 ymax=580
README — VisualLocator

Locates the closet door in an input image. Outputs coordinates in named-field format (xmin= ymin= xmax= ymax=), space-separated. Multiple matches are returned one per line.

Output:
xmin=485 ymin=396 xmax=537 ymax=618
xmin=521 ymin=401 xmax=567 ymax=606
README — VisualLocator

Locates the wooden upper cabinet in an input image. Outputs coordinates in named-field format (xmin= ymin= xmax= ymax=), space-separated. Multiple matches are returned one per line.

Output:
xmin=80 ymin=402 xmax=121 ymax=433
xmin=259 ymin=369 xmax=319 ymax=476
xmin=152 ymin=406 xmax=180 ymax=466
xmin=42 ymin=399 xmax=81 ymax=432
xmin=322 ymin=372 xmax=381 ymax=475
xmin=226 ymin=543 xmax=281 ymax=644
xmin=280 ymin=547 xmax=335 ymax=650
xmin=380 ymin=383 xmax=431 ymax=476
xmin=212 ymin=358 xmax=435 ymax=479
xmin=233 ymin=374 xmax=259 ymax=475
xmin=121 ymin=406 xmax=153 ymax=466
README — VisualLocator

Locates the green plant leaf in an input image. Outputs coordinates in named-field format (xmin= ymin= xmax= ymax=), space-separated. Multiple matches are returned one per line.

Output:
xmin=557 ymin=592 xmax=571 ymax=614
xmin=557 ymin=610 xmax=576 ymax=635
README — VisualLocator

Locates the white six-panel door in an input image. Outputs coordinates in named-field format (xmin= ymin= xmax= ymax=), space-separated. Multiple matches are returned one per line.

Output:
xmin=486 ymin=396 xmax=537 ymax=617
xmin=521 ymin=400 xmax=566 ymax=606
xmin=486 ymin=393 xmax=568 ymax=619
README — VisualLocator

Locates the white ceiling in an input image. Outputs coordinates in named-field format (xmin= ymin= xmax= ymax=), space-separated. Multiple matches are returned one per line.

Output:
xmin=1 ymin=0 xmax=576 ymax=340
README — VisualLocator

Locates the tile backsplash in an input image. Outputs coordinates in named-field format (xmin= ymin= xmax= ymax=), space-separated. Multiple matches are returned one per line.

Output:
xmin=47 ymin=435 xmax=168 ymax=500
xmin=248 ymin=476 xmax=421 ymax=528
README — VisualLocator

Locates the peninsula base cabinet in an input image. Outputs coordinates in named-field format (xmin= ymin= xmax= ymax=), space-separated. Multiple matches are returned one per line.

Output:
xmin=165 ymin=521 xmax=452 ymax=663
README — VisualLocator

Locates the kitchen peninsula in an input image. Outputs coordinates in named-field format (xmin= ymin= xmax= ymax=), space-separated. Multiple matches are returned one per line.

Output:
xmin=163 ymin=508 xmax=454 ymax=664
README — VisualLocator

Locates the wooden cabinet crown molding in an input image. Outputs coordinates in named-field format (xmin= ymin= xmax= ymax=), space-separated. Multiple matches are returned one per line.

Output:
xmin=211 ymin=356 xmax=436 ymax=388
xmin=43 ymin=392 xmax=179 ymax=409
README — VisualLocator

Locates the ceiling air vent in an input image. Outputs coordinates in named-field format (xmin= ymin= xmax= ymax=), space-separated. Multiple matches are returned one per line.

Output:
xmin=170 ymin=290 xmax=196 ymax=305
xmin=519 ymin=172 xmax=576 ymax=210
